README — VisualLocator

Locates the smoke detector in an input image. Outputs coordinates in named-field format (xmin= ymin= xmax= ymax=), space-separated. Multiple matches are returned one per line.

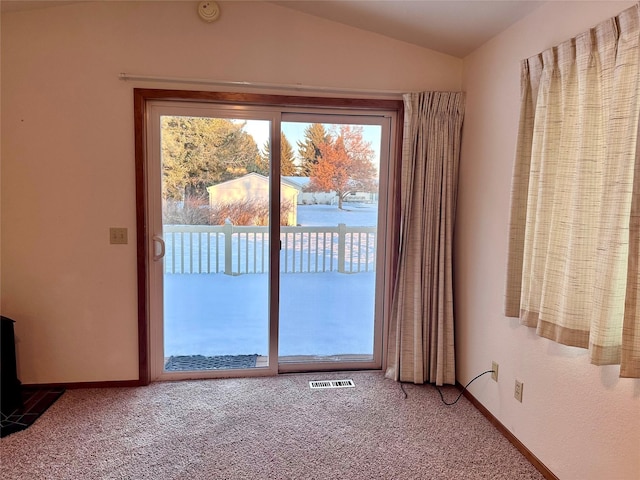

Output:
xmin=198 ymin=1 xmax=220 ymax=23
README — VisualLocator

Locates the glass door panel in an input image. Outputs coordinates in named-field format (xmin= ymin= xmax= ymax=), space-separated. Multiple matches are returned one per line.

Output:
xmin=149 ymin=104 xmax=276 ymax=377
xmin=278 ymin=116 xmax=388 ymax=370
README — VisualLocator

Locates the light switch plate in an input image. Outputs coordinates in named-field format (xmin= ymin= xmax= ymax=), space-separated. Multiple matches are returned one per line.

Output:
xmin=110 ymin=227 xmax=128 ymax=245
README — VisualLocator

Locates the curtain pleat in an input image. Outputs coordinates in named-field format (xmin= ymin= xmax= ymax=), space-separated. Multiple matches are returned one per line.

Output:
xmin=505 ymin=56 xmax=543 ymax=318
xmin=505 ymin=5 xmax=640 ymax=377
xmin=621 ymin=112 xmax=640 ymax=378
xmin=385 ymin=92 xmax=465 ymax=386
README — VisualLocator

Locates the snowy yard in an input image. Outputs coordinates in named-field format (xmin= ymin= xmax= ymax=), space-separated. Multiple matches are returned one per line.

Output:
xmin=164 ymin=272 xmax=376 ymax=357
xmin=296 ymin=202 xmax=378 ymax=226
xmin=163 ymin=203 xmax=379 ymax=359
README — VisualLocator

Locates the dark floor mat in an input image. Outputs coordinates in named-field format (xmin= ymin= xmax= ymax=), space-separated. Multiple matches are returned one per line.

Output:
xmin=164 ymin=354 xmax=258 ymax=371
xmin=1 ymin=387 xmax=65 ymax=438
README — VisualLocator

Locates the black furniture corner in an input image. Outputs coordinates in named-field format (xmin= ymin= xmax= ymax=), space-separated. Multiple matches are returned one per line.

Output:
xmin=1 ymin=316 xmax=23 ymax=413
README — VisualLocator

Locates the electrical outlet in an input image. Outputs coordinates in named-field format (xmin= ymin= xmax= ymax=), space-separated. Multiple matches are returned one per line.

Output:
xmin=110 ymin=227 xmax=128 ymax=245
xmin=491 ymin=361 xmax=499 ymax=382
xmin=514 ymin=380 xmax=524 ymax=402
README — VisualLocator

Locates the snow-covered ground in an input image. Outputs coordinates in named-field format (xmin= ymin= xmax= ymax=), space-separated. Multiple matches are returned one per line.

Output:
xmin=164 ymin=203 xmax=378 ymax=359
xmin=164 ymin=272 xmax=376 ymax=357
xmin=297 ymin=203 xmax=377 ymax=226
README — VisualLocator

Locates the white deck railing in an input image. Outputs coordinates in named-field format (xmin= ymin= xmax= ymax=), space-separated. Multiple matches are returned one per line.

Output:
xmin=163 ymin=224 xmax=377 ymax=275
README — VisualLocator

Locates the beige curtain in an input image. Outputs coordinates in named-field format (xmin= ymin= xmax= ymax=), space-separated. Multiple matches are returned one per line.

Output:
xmin=506 ymin=5 xmax=640 ymax=378
xmin=385 ymin=92 xmax=465 ymax=386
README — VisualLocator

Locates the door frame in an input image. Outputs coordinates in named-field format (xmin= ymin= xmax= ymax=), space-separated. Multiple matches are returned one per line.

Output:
xmin=133 ymin=88 xmax=403 ymax=384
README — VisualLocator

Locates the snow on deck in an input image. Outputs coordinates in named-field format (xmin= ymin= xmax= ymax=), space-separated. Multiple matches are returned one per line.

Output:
xmin=164 ymin=204 xmax=379 ymax=357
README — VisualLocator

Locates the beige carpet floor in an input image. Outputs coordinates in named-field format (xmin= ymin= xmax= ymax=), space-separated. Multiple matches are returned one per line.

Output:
xmin=0 ymin=371 xmax=544 ymax=479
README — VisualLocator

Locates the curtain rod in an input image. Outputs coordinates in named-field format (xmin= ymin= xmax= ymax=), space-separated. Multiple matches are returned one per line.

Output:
xmin=118 ymin=73 xmax=405 ymax=98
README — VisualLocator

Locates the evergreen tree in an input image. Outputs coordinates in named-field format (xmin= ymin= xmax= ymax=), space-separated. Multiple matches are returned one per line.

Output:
xmin=161 ymin=116 xmax=259 ymax=201
xmin=280 ymin=133 xmax=297 ymax=176
xmin=256 ymin=132 xmax=297 ymax=176
xmin=296 ymin=123 xmax=329 ymax=176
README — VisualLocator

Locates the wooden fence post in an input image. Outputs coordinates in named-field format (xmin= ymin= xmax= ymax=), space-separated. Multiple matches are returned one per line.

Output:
xmin=338 ymin=223 xmax=346 ymax=273
xmin=223 ymin=223 xmax=233 ymax=275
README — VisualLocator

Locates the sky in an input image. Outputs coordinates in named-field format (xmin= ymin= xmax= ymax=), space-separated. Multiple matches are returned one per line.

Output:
xmin=242 ymin=119 xmax=383 ymax=172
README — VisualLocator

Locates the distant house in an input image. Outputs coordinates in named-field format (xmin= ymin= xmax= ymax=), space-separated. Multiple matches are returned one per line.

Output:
xmin=283 ymin=176 xmax=377 ymax=205
xmin=283 ymin=176 xmax=338 ymax=205
xmin=207 ymin=173 xmax=300 ymax=225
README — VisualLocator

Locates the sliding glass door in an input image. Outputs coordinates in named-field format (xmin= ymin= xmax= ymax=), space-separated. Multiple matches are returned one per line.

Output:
xmin=144 ymin=98 xmax=396 ymax=380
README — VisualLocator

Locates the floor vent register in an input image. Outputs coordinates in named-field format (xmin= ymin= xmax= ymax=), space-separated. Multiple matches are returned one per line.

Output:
xmin=309 ymin=379 xmax=355 ymax=389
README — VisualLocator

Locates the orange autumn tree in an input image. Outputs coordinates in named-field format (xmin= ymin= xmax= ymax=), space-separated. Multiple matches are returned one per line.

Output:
xmin=307 ymin=125 xmax=377 ymax=209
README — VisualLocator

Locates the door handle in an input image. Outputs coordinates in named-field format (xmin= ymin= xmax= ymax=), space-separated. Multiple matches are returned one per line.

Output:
xmin=152 ymin=234 xmax=165 ymax=261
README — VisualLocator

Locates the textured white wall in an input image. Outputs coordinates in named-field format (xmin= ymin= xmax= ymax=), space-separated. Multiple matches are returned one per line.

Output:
xmin=1 ymin=1 xmax=461 ymax=384
xmin=457 ymin=2 xmax=640 ymax=479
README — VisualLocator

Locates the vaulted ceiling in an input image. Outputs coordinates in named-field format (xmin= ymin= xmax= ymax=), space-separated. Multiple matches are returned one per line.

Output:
xmin=272 ymin=1 xmax=543 ymax=57
xmin=1 ymin=0 xmax=545 ymax=58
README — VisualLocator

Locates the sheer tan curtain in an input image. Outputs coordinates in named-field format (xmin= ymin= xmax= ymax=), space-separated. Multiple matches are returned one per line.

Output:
xmin=385 ymin=92 xmax=465 ymax=386
xmin=506 ymin=5 xmax=640 ymax=378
